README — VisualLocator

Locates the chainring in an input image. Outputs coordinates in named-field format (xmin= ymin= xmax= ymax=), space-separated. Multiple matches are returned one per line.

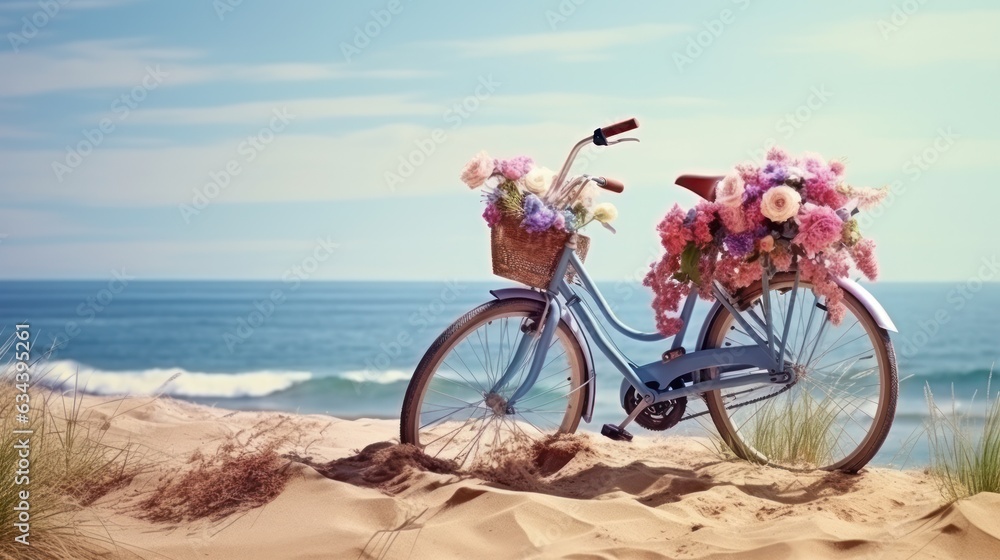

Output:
xmin=623 ymin=378 xmax=687 ymax=431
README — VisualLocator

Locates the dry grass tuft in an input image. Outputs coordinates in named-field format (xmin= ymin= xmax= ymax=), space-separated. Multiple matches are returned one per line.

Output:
xmin=138 ymin=438 xmax=291 ymax=523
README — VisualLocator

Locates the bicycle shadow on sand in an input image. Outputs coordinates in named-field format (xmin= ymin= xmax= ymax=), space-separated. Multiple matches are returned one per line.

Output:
xmin=286 ymin=435 xmax=864 ymax=511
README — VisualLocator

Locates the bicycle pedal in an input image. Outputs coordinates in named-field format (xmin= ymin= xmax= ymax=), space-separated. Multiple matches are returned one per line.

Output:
xmin=601 ymin=423 xmax=633 ymax=442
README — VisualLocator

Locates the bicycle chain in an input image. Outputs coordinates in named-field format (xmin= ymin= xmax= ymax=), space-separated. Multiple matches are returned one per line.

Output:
xmin=677 ymin=379 xmax=797 ymax=423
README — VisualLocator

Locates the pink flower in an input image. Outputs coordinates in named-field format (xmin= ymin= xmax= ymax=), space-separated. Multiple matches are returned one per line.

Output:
xmin=852 ymin=238 xmax=879 ymax=280
xmin=655 ymin=205 xmax=692 ymax=256
xmin=496 ymin=156 xmax=534 ymax=181
xmin=765 ymin=146 xmax=790 ymax=163
xmin=793 ymin=203 xmax=844 ymax=257
xmin=761 ymin=186 xmax=801 ymax=223
xmin=715 ymin=173 xmax=745 ymax=207
xmin=771 ymin=246 xmax=793 ymax=271
xmin=643 ymin=255 xmax=691 ymax=336
xmin=553 ymin=211 xmax=567 ymax=232
xmin=718 ymin=205 xmax=748 ymax=234
xmin=461 ymin=151 xmax=495 ymax=188
xmin=758 ymin=235 xmax=775 ymax=253
xmin=799 ymin=256 xmax=848 ymax=326
xmin=482 ymin=203 xmax=501 ymax=227
xmin=692 ymin=202 xmax=718 ymax=245
xmin=829 ymin=160 xmax=845 ymax=176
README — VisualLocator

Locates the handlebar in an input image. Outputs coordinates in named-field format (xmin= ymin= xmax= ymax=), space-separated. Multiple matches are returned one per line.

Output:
xmin=594 ymin=118 xmax=639 ymax=146
xmin=602 ymin=118 xmax=639 ymax=138
xmin=549 ymin=118 xmax=639 ymax=201
xmin=594 ymin=176 xmax=624 ymax=193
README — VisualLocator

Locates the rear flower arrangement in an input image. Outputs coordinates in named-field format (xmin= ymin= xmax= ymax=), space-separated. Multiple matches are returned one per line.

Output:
xmin=461 ymin=151 xmax=618 ymax=233
xmin=644 ymin=147 xmax=887 ymax=336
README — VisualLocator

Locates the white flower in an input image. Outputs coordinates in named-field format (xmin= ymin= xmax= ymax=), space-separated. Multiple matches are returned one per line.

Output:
xmin=715 ymin=173 xmax=744 ymax=207
xmin=591 ymin=202 xmax=618 ymax=224
xmin=460 ymin=150 xmax=494 ymax=189
xmin=786 ymin=166 xmax=810 ymax=183
xmin=522 ymin=166 xmax=555 ymax=195
xmin=760 ymin=186 xmax=802 ymax=223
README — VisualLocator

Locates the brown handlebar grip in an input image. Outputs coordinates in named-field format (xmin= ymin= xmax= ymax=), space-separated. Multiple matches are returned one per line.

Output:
xmin=599 ymin=177 xmax=625 ymax=193
xmin=601 ymin=118 xmax=639 ymax=138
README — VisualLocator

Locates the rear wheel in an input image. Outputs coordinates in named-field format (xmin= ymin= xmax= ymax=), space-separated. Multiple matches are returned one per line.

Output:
xmin=701 ymin=273 xmax=897 ymax=472
xmin=400 ymin=298 xmax=588 ymax=467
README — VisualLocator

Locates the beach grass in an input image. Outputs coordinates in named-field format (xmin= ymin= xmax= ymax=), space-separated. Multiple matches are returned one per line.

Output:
xmin=0 ymin=336 xmax=140 ymax=560
xmin=744 ymin=390 xmax=837 ymax=468
xmin=925 ymin=371 xmax=1000 ymax=502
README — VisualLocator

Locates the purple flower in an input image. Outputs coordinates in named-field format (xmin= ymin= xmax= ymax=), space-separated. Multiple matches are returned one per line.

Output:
xmin=521 ymin=194 xmax=557 ymax=233
xmin=483 ymin=203 xmax=502 ymax=227
xmin=761 ymin=162 xmax=788 ymax=187
xmin=742 ymin=184 xmax=763 ymax=204
xmin=724 ymin=231 xmax=755 ymax=258
xmin=497 ymin=156 xmax=534 ymax=181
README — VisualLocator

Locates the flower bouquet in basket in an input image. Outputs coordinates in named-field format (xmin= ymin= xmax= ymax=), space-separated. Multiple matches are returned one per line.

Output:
xmin=461 ymin=151 xmax=618 ymax=289
xmin=645 ymin=147 xmax=887 ymax=336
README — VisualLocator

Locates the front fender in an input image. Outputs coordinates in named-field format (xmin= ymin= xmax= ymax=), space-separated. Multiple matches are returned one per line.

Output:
xmin=490 ymin=288 xmax=596 ymax=423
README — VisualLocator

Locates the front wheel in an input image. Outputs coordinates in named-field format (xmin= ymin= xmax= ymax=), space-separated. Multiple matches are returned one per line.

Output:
xmin=400 ymin=298 xmax=588 ymax=467
xmin=701 ymin=273 xmax=898 ymax=472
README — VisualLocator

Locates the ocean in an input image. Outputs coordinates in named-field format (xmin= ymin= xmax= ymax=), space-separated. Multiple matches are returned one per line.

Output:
xmin=2 ymin=280 xmax=997 ymax=467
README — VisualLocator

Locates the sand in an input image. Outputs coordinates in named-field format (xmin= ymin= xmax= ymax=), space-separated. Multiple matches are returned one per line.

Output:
xmin=70 ymin=395 xmax=1000 ymax=560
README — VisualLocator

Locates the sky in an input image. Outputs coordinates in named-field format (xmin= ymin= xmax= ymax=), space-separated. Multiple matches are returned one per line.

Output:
xmin=0 ymin=0 xmax=997 ymax=282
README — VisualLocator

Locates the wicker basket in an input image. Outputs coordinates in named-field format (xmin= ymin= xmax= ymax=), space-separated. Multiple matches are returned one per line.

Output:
xmin=491 ymin=214 xmax=590 ymax=289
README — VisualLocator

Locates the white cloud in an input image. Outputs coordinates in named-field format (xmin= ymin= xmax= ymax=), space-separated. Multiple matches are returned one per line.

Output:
xmin=125 ymin=92 xmax=710 ymax=126
xmin=0 ymin=39 xmax=428 ymax=97
xmin=0 ymin=0 xmax=139 ymax=11
xmin=0 ymin=238 xmax=338 ymax=279
xmin=779 ymin=10 xmax=1000 ymax=64
xmin=129 ymin=96 xmax=442 ymax=124
xmin=1 ymin=112 xmax=989 ymax=210
xmin=425 ymin=23 xmax=689 ymax=59
xmin=0 ymin=208 xmax=97 ymax=238
xmin=0 ymin=125 xmax=42 ymax=139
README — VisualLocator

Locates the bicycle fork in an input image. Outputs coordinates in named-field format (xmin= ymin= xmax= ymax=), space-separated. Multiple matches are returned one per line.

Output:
xmin=486 ymin=296 xmax=562 ymax=413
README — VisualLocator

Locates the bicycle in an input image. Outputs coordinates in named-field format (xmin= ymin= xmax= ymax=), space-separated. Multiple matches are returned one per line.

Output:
xmin=400 ymin=118 xmax=898 ymax=473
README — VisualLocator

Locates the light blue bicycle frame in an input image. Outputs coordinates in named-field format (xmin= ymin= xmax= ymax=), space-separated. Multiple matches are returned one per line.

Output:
xmin=489 ymin=235 xmax=799 ymax=415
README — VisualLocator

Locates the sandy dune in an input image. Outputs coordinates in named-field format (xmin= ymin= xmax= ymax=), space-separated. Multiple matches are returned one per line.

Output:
xmin=74 ymin=396 xmax=999 ymax=560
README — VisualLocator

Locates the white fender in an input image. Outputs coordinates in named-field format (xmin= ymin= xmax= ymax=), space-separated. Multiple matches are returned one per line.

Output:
xmin=695 ymin=278 xmax=897 ymax=352
xmin=836 ymin=277 xmax=897 ymax=332
xmin=490 ymin=288 xmax=596 ymax=423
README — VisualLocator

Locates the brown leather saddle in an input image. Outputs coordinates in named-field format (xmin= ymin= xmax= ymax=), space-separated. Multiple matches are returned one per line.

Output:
xmin=675 ymin=174 xmax=724 ymax=201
